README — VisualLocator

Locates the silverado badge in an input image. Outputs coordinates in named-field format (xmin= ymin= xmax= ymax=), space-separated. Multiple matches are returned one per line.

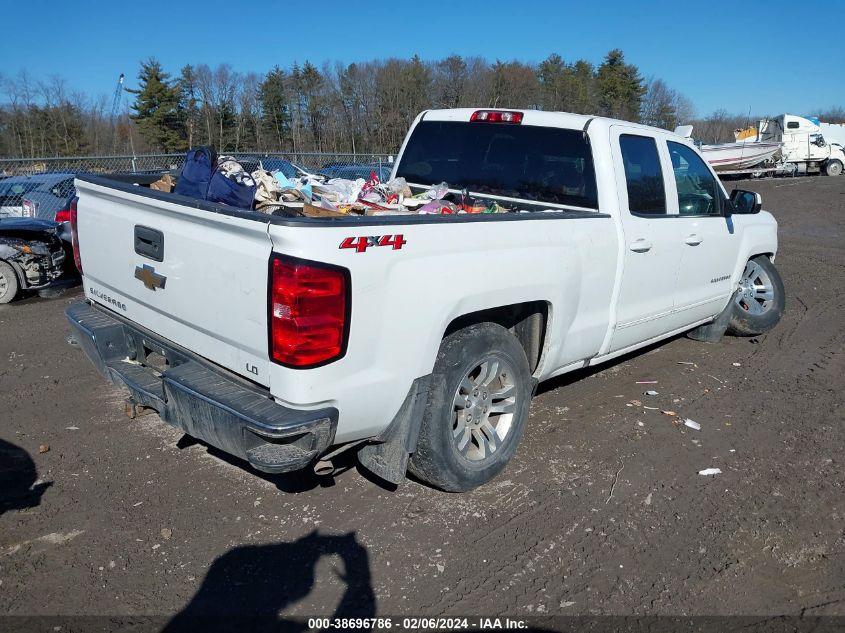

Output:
xmin=134 ymin=264 xmax=167 ymax=291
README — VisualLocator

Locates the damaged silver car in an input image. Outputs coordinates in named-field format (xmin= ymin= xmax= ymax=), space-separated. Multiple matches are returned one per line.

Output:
xmin=0 ymin=218 xmax=66 ymax=304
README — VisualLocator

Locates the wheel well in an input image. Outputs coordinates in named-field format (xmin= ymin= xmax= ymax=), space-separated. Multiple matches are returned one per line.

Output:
xmin=750 ymin=252 xmax=776 ymax=263
xmin=444 ymin=301 xmax=548 ymax=373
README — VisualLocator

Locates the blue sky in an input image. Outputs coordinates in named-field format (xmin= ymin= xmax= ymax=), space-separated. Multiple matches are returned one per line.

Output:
xmin=2 ymin=0 xmax=842 ymax=117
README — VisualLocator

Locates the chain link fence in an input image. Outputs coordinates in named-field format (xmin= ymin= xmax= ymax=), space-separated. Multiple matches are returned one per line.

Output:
xmin=0 ymin=152 xmax=396 ymax=176
xmin=0 ymin=152 xmax=395 ymax=221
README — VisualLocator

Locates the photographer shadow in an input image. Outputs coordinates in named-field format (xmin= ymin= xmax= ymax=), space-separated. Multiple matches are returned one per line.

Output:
xmin=0 ymin=438 xmax=51 ymax=516
xmin=164 ymin=531 xmax=375 ymax=632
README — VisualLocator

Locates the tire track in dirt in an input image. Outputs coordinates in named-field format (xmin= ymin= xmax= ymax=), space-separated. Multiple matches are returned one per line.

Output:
xmin=2 ymin=177 xmax=844 ymax=618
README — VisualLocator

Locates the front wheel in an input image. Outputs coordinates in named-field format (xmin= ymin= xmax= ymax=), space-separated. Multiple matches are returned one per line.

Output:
xmin=825 ymin=160 xmax=843 ymax=177
xmin=727 ymin=255 xmax=785 ymax=336
xmin=0 ymin=261 xmax=20 ymax=304
xmin=409 ymin=323 xmax=533 ymax=492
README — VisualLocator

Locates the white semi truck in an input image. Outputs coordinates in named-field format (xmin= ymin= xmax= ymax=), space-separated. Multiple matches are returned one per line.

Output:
xmin=756 ymin=114 xmax=845 ymax=176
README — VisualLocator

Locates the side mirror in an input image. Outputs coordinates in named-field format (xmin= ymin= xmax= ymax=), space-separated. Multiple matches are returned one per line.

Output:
xmin=729 ymin=189 xmax=762 ymax=215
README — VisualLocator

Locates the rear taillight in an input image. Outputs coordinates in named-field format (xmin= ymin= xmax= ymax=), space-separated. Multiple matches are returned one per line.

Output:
xmin=470 ymin=110 xmax=524 ymax=124
xmin=269 ymin=255 xmax=349 ymax=368
xmin=69 ymin=197 xmax=82 ymax=273
xmin=55 ymin=209 xmax=71 ymax=223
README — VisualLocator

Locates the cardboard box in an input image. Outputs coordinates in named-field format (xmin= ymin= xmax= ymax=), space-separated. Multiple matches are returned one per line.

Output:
xmin=302 ymin=203 xmax=347 ymax=218
xmin=150 ymin=174 xmax=175 ymax=193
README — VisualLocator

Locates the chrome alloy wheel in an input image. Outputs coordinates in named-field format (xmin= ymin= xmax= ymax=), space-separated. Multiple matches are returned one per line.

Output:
xmin=735 ymin=259 xmax=775 ymax=316
xmin=0 ymin=273 xmax=9 ymax=301
xmin=451 ymin=357 xmax=518 ymax=461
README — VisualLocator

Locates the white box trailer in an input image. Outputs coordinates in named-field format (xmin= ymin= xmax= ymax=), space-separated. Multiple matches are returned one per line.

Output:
xmin=819 ymin=121 xmax=845 ymax=147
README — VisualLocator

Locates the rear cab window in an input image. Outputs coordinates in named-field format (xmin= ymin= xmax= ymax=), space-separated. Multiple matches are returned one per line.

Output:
xmin=395 ymin=120 xmax=599 ymax=210
xmin=619 ymin=134 xmax=667 ymax=215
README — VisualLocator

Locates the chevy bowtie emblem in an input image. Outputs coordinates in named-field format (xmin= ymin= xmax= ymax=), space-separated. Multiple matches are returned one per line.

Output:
xmin=135 ymin=264 xmax=167 ymax=291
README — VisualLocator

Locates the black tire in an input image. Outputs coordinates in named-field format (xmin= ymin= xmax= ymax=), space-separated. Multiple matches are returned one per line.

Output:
xmin=727 ymin=255 xmax=785 ymax=336
xmin=408 ymin=322 xmax=533 ymax=492
xmin=825 ymin=160 xmax=843 ymax=177
xmin=0 ymin=260 xmax=20 ymax=304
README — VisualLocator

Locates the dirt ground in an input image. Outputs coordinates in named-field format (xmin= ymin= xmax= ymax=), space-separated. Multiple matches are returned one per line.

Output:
xmin=1 ymin=175 xmax=843 ymax=627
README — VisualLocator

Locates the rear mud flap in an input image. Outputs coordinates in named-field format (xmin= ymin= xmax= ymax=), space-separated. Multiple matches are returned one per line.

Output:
xmin=357 ymin=376 xmax=431 ymax=485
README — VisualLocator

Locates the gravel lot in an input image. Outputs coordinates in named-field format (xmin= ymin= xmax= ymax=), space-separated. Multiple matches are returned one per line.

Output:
xmin=1 ymin=176 xmax=843 ymax=627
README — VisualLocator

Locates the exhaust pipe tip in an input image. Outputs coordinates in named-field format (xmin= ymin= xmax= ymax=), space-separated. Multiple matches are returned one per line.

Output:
xmin=314 ymin=459 xmax=334 ymax=476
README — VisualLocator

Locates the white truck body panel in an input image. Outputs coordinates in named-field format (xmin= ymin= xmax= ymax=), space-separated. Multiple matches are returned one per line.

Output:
xmin=76 ymin=179 xmax=273 ymax=386
xmin=267 ymin=216 xmax=618 ymax=441
xmin=72 ymin=108 xmax=779 ymax=451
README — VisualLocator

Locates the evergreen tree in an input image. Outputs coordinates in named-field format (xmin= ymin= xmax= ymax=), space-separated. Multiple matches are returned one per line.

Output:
xmin=259 ymin=66 xmax=290 ymax=150
xmin=538 ymin=54 xmax=568 ymax=111
xmin=127 ymin=58 xmax=182 ymax=151
xmin=399 ymin=55 xmax=432 ymax=121
xmin=570 ymin=60 xmax=598 ymax=114
xmin=597 ymin=49 xmax=645 ymax=122
xmin=300 ymin=61 xmax=327 ymax=151
xmin=338 ymin=63 xmax=363 ymax=153
xmin=177 ymin=64 xmax=201 ymax=148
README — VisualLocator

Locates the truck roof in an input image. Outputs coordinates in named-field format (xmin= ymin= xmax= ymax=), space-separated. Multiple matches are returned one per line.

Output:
xmin=420 ymin=107 xmax=670 ymax=136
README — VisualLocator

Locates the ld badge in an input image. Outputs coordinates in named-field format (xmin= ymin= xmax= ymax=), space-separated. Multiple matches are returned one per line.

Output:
xmin=135 ymin=264 xmax=167 ymax=291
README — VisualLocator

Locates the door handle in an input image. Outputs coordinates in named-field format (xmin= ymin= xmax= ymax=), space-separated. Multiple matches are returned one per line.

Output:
xmin=629 ymin=238 xmax=653 ymax=253
xmin=684 ymin=234 xmax=703 ymax=246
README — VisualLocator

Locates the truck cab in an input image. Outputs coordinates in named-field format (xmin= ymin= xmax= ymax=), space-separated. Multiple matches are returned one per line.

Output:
xmin=759 ymin=114 xmax=845 ymax=176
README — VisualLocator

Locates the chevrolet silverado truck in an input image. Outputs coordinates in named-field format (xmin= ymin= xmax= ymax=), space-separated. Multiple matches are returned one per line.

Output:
xmin=66 ymin=109 xmax=784 ymax=491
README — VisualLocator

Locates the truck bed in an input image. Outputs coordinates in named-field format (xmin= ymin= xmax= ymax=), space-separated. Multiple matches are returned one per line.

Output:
xmin=77 ymin=173 xmax=608 ymax=226
xmin=74 ymin=172 xmax=617 ymax=443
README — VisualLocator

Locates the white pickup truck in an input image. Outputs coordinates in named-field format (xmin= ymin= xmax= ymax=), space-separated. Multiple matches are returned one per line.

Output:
xmin=67 ymin=108 xmax=785 ymax=491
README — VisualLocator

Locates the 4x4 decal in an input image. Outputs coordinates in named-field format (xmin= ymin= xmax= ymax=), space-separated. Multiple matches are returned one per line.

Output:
xmin=339 ymin=235 xmax=406 ymax=253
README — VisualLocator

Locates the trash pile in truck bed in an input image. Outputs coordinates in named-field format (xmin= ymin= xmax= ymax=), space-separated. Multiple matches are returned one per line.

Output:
xmin=154 ymin=147 xmax=521 ymax=218
xmin=258 ymin=169 xmax=515 ymax=217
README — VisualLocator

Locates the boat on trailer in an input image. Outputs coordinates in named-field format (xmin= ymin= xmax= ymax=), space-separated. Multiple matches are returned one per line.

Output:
xmin=673 ymin=125 xmax=782 ymax=173
xmin=699 ymin=141 xmax=782 ymax=172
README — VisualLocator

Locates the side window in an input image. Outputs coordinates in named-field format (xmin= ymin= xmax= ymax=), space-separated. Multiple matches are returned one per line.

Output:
xmin=667 ymin=142 xmax=722 ymax=216
xmin=619 ymin=135 xmax=666 ymax=215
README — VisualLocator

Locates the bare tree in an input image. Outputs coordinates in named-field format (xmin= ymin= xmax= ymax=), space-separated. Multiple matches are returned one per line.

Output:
xmin=4 ymin=52 xmax=837 ymax=158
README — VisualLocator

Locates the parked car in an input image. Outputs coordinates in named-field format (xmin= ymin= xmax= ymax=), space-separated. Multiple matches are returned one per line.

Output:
xmin=0 ymin=173 xmax=77 ymax=223
xmin=66 ymin=108 xmax=783 ymax=491
xmin=318 ymin=162 xmax=392 ymax=181
xmin=0 ymin=178 xmax=42 ymax=218
xmin=257 ymin=158 xmax=299 ymax=179
xmin=0 ymin=218 xmax=67 ymax=304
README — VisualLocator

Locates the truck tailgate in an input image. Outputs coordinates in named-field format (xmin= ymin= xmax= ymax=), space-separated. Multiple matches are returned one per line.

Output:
xmin=75 ymin=178 xmax=273 ymax=387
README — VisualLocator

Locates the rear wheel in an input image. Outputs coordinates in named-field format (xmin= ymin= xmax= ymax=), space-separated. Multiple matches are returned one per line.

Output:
xmin=0 ymin=261 xmax=20 ymax=304
xmin=825 ymin=160 xmax=843 ymax=177
xmin=409 ymin=323 xmax=532 ymax=492
xmin=727 ymin=255 xmax=785 ymax=336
